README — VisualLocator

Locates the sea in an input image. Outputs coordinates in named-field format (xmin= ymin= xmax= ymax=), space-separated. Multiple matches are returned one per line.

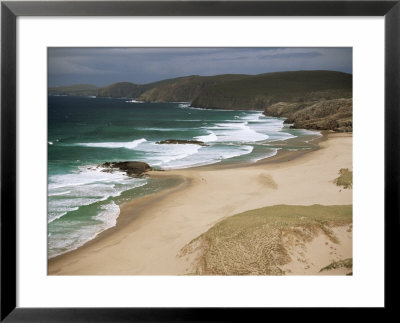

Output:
xmin=48 ymin=96 xmax=321 ymax=258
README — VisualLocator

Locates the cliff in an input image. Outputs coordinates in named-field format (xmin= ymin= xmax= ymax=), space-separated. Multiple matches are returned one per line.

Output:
xmin=265 ymin=98 xmax=353 ymax=132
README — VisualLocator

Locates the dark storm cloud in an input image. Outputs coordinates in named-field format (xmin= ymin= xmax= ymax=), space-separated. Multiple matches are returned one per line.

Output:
xmin=48 ymin=47 xmax=352 ymax=87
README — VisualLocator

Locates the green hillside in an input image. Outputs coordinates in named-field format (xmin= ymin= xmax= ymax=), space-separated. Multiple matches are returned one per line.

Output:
xmin=48 ymin=84 xmax=99 ymax=96
xmin=96 ymin=82 xmax=144 ymax=98
xmin=139 ymin=74 xmax=250 ymax=102
xmin=95 ymin=76 xmax=200 ymax=98
xmin=191 ymin=70 xmax=352 ymax=110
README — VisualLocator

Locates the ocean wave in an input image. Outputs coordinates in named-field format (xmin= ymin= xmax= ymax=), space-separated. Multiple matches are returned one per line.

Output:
xmin=93 ymin=201 xmax=120 ymax=228
xmin=136 ymin=127 xmax=190 ymax=132
xmin=48 ymin=166 xmax=147 ymax=223
xmin=140 ymin=142 xmax=201 ymax=166
xmin=48 ymin=207 xmax=79 ymax=223
xmin=48 ymin=200 xmax=121 ymax=258
xmin=251 ymin=148 xmax=279 ymax=162
xmin=48 ymin=190 xmax=71 ymax=196
xmin=76 ymin=138 xmax=147 ymax=150
xmin=178 ymin=103 xmax=191 ymax=108
xmin=125 ymin=99 xmax=145 ymax=103
xmin=195 ymin=132 xmax=218 ymax=143
xmin=204 ymin=122 xmax=269 ymax=143
xmin=266 ymin=132 xmax=297 ymax=142
xmin=48 ymin=166 xmax=128 ymax=190
xmin=161 ymin=145 xmax=254 ymax=170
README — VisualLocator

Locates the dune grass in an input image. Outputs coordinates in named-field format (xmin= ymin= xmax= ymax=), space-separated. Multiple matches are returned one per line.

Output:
xmin=180 ymin=204 xmax=352 ymax=275
xmin=320 ymin=258 xmax=353 ymax=272
xmin=334 ymin=168 xmax=353 ymax=189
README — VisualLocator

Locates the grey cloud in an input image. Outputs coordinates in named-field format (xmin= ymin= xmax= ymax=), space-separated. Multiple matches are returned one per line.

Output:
xmin=48 ymin=47 xmax=352 ymax=87
xmin=258 ymin=52 xmax=323 ymax=59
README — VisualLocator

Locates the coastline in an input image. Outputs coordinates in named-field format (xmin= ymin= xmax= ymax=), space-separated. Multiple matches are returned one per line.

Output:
xmin=48 ymin=132 xmax=352 ymax=275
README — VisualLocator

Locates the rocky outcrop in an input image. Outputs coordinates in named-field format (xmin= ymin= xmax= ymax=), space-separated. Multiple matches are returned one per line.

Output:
xmin=156 ymin=139 xmax=207 ymax=146
xmin=100 ymin=161 xmax=152 ymax=177
xmin=264 ymin=98 xmax=352 ymax=132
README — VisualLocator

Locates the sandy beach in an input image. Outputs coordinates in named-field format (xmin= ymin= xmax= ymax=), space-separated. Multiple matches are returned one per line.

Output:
xmin=48 ymin=132 xmax=352 ymax=275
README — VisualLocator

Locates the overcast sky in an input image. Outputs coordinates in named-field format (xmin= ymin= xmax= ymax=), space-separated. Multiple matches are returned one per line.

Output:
xmin=48 ymin=47 xmax=352 ymax=87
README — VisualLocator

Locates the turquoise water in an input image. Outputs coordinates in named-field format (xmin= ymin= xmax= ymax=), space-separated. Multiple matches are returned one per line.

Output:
xmin=48 ymin=96 xmax=320 ymax=258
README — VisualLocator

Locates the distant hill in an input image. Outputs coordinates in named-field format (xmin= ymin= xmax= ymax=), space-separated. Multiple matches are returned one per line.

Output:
xmin=191 ymin=70 xmax=352 ymax=110
xmin=96 ymin=82 xmax=145 ymax=98
xmin=95 ymin=76 xmax=198 ymax=98
xmin=138 ymin=74 xmax=250 ymax=102
xmin=48 ymin=84 xmax=99 ymax=96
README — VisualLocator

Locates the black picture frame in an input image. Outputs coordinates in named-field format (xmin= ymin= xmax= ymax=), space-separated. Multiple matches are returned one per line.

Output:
xmin=1 ymin=0 xmax=399 ymax=321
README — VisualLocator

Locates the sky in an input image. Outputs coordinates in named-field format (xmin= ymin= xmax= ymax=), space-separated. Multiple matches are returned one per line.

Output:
xmin=48 ymin=47 xmax=352 ymax=87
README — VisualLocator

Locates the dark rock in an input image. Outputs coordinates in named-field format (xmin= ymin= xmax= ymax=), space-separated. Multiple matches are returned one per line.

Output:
xmin=100 ymin=161 xmax=152 ymax=177
xmin=156 ymin=139 xmax=207 ymax=146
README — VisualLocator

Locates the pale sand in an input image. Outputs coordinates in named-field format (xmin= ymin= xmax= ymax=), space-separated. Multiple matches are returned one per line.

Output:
xmin=48 ymin=133 xmax=352 ymax=275
xmin=281 ymin=224 xmax=353 ymax=275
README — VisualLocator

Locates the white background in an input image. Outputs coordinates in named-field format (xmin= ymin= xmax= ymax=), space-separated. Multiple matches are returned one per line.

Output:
xmin=17 ymin=17 xmax=384 ymax=307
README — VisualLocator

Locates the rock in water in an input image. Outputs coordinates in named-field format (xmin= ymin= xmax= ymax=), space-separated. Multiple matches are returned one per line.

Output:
xmin=156 ymin=139 xmax=207 ymax=146
xmin=100 ymin=161 xmax=152 ymax=177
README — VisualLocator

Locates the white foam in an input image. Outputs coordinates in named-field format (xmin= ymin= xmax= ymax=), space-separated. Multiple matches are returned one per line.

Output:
xmin=251 ymin=148 xmax=279 ymax=162
xmin=94 ymin=201 xmax=120 ymax=228
xmin=240 ymin=112 xmax=264 ymax=121
xmin=48 ymin=190 xmax=71 ymax=196
xmin=299 ymin=129 xmax=322 ymax=136
xmin=174 ymin=119 xmax=203 ymax=122
xmin=140 ymin=142 xmax=201 ymax=166
xmin=125 ymin=99 xmax=144 ymax=103
xmin=136 ymin=127 xmax=189 ymax=132
xmin=287 ymin=148 xmax=312 ymax=151
xmin=48 ymin=201 xmax=121 ymax=258
xmin=178 ymin=103 xmax=190 ymax=108
xmin=205 ymin=122 xmax=269 ymax=142
xmin=76 ymin=138 xmax=147 ymax=150
xmin=195 ymin=132 xmax=218 ymax=143
xmin=48 ymin=141 xmax=53 ymax=145
xmin=48 ymin=166 xmax=128 ymax=190
xmin=217 ymin=145 xmax=254 ymax=160
xmin=48 ymin=206 xmax=80 ymax=223
xmin=48 ymin=166 xmax=147 ymax=223
xmin=161 ymin=145 xmax=254 ymax=170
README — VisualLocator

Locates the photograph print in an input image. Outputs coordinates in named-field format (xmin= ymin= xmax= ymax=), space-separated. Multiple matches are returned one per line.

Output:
xmin=47 ymin=47 xmax=352 ymax=275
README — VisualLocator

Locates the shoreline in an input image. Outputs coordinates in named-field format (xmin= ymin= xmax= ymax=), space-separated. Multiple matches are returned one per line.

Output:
xmin=48 ymin=132 xmax=325 ymax=260
xmin=48 ymin=132 xmax=352 ymax=275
